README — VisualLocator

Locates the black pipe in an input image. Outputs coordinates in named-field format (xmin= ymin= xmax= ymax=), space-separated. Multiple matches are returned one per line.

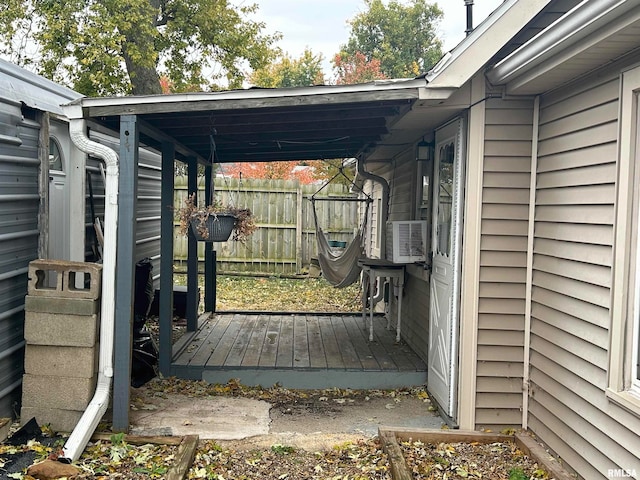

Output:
xmin=465 ymin=0 xmax=474 ymax=36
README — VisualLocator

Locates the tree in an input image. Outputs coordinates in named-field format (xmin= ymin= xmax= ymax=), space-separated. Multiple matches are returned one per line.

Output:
xmin=0 ymin=0 xmax=281 ymax=96
xmin=222 ymin=161 xmax=319 ymax=184
xmin=249 ymin=49 xmax=325 ymax=88
xmin=333 ymin=51 xmax=387 ymax=85
xmin=340 ymin=0 xmax=443 ymax=79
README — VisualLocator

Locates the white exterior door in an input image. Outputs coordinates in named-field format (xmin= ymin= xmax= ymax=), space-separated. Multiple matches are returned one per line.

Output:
xmin=428 ymin=118 xmax=465 ymax=420
xmin=48 ymin=120 xmax=70 ymax=260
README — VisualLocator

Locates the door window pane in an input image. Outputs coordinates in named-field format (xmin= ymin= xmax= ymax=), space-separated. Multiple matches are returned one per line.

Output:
xmin=49 ymin=137 xmax=63 ymax=172
xmin=436 ymin=143 xmax=454 ymax=256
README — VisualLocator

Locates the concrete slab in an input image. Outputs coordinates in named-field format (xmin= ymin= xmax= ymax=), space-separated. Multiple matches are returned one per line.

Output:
xmin=127 ymin=386 xmax=444 ymax=448
xmin=128 ymin=394 xmax=271 ymax=440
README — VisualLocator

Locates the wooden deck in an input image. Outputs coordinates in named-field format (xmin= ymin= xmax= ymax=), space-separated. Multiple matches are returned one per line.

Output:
xmin=170 ymin=313 xmax=427 ymax=389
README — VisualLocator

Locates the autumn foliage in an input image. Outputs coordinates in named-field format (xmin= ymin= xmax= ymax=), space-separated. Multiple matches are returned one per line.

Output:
xmin=221 ymin=161 xmax=324 ymax=184
xmin=333 ymin=52 xmax=387 ymax=85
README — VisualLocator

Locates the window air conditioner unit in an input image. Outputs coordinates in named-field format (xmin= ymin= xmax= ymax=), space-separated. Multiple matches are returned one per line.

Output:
xmin=386 ymin=220 xmax=427 ymax=263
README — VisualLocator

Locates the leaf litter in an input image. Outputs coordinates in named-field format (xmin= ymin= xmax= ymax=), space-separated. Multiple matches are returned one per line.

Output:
xmin=2 ymin=379 xmax=552 ymax=479
xmin=2 ymin=276 xmax=552 ymax=478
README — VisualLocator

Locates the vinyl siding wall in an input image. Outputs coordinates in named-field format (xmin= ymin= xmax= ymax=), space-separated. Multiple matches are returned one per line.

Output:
xmin=476 ymin=98 xmax=533 ymax=430
xmin=530 ymin=73 xmax=640 ymax=477
xmin=369 ymin=150 xmax=430 ymax=362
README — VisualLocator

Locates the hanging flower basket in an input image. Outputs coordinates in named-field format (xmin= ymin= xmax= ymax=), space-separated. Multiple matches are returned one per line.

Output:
xmin=190 ymin=213 xmax=237 ymax=242
xmin=177 ymin=193 xmax=257 ymax=243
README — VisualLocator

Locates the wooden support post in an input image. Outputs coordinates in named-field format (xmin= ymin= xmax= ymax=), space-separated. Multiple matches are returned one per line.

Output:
xmin=204 ymin=164 xmax=215 ymax=312
xmin=113 ymin=114 xmax=139 ymax=432
xmin=186 ymin=157 xmax=198 ymax=331
xmin=159 ymin=141 xmax=175 ymax=376
xmin=295 ymin=182 xmax=303 ymax=275
xmin=37 ymin=111 xmax=49 ymax=259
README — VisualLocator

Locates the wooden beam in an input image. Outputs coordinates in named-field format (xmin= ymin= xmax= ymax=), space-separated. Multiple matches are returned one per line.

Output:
xmin=204 ymin=164 xmax=215 ymax=312
xmin=159 ymin=141 xmax=175 ymax=376
xmin=112 ymin=114 xmax=139 ymax=432
xmin=166 ymin=435 xmax=199 ymax=480
xmin=146 ymin=106 xmax=400 ymax=126
xmin=85 ymin=91 xmax=417 ymax=118
xmin=186 ymin=156 xmax=198 ymax=332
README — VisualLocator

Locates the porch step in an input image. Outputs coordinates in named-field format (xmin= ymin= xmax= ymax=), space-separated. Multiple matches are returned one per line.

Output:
xmin=173 ymin=366 xmax=426 ymax=390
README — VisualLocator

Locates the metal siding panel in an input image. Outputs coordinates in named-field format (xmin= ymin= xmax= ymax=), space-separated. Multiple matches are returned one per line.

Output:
xmin=88 ymin=131 xmax=163 ymax=281
xmin=0 ymin=101 xmax=39 ymax=418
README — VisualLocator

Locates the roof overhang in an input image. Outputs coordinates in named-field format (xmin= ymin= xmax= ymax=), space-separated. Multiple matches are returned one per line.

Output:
xmin=65 ymin=78 xmax=455 ymax=164
xmin=425 ymin=0 xmax=554 ymax=89
xmin=486 ymin=0 xmax=640 ymax=95
xmin=0 ymin=58 xmax=81 ymax=116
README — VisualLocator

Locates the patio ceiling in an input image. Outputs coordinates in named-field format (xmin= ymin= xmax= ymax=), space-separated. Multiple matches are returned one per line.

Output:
xmin=72 ymin=79 xmax=456 ymax=164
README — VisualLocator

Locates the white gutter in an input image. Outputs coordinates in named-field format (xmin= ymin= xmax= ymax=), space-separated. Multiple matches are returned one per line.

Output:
xmin=60 ymin=108 xmax=119 ymax=462
xmin=487 ymin=0 xmax=636 ymax=86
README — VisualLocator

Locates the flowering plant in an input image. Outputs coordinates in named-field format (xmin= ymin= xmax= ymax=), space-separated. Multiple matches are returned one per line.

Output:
xmin=177 ymin=193 xmax=257 ymax=242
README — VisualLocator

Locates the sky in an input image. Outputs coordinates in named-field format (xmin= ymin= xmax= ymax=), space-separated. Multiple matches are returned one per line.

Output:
xmin=250 ymin=0 xmax=504 ymax=77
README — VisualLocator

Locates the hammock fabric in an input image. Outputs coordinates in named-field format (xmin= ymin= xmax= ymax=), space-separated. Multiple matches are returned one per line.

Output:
xmin=312 ymin=200 xmax=369 ymax=288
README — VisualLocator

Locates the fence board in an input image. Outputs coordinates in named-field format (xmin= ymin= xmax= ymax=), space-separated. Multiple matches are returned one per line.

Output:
xmin=174 ymin=176 xmax=361 ymax=274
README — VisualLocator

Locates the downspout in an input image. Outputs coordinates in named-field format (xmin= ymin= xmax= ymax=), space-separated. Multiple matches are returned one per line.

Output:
xmin=357 ymin=157 xmax=390 ymax=303
xmin=60 ymin=110 xmax=119 ymax=462
xmin=522 ymin=96 xmax=540 ymax=430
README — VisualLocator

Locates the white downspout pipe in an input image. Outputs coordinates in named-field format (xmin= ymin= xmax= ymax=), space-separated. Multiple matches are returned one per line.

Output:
xmin=60 ymin=109 xmax=119 ymax=462
xmin=356 ymin=157 xmax=389 ymax=304
xmin=522 ymin=96 xmax=540 ymax=430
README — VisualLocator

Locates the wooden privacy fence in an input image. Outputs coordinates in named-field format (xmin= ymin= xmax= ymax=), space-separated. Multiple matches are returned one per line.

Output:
xmin=174 ymin=176 xmax=363 ymax=275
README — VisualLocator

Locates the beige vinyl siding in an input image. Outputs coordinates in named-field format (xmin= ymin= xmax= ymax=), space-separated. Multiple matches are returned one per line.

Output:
xmin=402 ymin=270 xmax=429 ymax=363
xmin=389 ymin=150 xmax=429 ymax=363
xmin=476 ymin=98 xmax=533 ymax=430
xmin=530 ymin=73 xmax=640 ymax=477
xmin=370 ymin=149 xmax=430 ymax=362
xmin=386 ymin=149 xmax=416 ymax=221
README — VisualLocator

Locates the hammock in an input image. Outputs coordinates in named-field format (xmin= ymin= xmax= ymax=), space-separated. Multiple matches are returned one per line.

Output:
xmin=312 ymin=198 xmax=370 ymax=288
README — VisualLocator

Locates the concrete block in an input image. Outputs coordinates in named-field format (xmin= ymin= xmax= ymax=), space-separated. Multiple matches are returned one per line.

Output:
xmin=25 ymin=345 xmax=97 ymax=378
xmin=25 ymin=295 xmax=99 ymax=316
xmin=22 ymin=374 xmax=97 ymax=411
xmin=28 ymin=259 xmax=102 ymax=299
xmin=25 ymin=311 xmax=99 ymax=347
xmin=20 ymin=406 xmax=85 ymax=434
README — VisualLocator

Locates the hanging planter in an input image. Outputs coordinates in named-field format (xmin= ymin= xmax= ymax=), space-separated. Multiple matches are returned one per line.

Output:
xmin=177 ymin=193 xmax=257 ymax=243
xmin=189 ymin=213 xmax=237 ymax=242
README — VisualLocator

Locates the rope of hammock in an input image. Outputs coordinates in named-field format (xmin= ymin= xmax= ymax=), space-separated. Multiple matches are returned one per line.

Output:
xmin=312 ymin=198 xmax=370 ymax=288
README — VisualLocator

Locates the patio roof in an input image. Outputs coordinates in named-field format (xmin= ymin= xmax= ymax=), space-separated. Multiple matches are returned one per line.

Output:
xmin=67 ymin=78 xmax=456 ymax=164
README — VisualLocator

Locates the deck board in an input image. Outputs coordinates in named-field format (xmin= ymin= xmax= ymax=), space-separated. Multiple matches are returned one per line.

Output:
xmin=205 ymin=314 xmax=242 ymax=367
xmin=172 ymin=313 xmax=427 ymax=390
xmin=186 ymin=315 xmax=227 ymax=368
xmin=225 ymin=315 xmax=256 ymax=367
xmin=242 ymin=314 xmax=269 ymax=367
xmin=320 ymin=315 xmax=344 ymax=369
xmin=293 ymin=315 xmax=310 ymax=368
xmin=307 ymin=316 xmax=327 ymax=368
xmin=343 ymin=315 xmax=381 ymax=371
xmin=259 ymin=316 xmax=281 ymax=367
xmin=331 ymin=316 xmax=362 ymax=369
xmin=276 ymin=316 xmax=294 ymax=368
